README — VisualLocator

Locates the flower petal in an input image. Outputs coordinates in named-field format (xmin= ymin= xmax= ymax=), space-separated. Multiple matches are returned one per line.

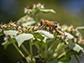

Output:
xmin=40 ymin=9 xmax=56 ymax=13
xmin=15 ymin=33 xmax=33 ymax=47
xmin=36 ymin=30 xmax=54 ymax=38
xmin=22 ymin=21 xmax=35 ymax=26
xmin=4 ymin=30 xmax=18 ymax=35
xmin=71 ymin=43 xmax=84 ymax=53
xmin=64 ymin=32 xmax=74 ymax=39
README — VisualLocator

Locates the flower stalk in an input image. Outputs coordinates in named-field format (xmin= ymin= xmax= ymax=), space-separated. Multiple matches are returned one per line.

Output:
xmin=12 ymin=41 xmax=25 ymax=58
xmin=39 ymin=38 xmax=56 ymax=61
xmin=30 ymin=39 xmax=33 ymax=63
xmin=21 ymin=44 xmax=30 ymax=56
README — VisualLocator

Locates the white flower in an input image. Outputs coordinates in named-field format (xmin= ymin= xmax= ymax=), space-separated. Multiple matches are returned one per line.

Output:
xmin=43 ymin=36 xmax=47 ymax=43
xmin=64 ymin=32 xmax=74 ymax=40
xmin=71 ymin=43 xmax=84 ymax=53
xmin=22 ymin=21 xmax=35 ymax=26
xmin=37 ymin=39 xmax=41 ymax=41
xmin=40 ymin=9 xmax=56 ymax=13
xmin=0 ymin=28 xmax=2 ymax=32
xmin=24 ymin=8 xmax=28 ymax=13
xmin=27 ymin=17 xmax=34 ymax=21
xmin=36 ymin=30 xmax=54 ymax=38
xmin=2 ymin=41 xmax=7 ymax=45
xmin=61 ymin=25 xmax=67 ymax=31
xmin=38 ymin=3 xmax=41 ymax=6
xmin=28 ymin=9 xmax=32 ymax=12
xmin=35 ymin=30 xmax=54 ymax=42
xmin=4 ymin=30 xmax=18 ymax=35
xmin=33 ymin=4 xmax=36 ymax=8
xmin=15 ymin=33 xmax=34 ymax=47
xmin=23 ymin=27 xmax=26 ymax=31
xmin=41 ymin=5 xmax=44 ymax=9
xmin=4 ymin=35 xmax=8 ymax=41
xmin=18 ymin=26 xmax=21 ymax=29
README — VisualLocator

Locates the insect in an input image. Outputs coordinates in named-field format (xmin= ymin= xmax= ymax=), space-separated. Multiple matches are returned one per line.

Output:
xmin=39 ymin=20 xmax=57 ymax=31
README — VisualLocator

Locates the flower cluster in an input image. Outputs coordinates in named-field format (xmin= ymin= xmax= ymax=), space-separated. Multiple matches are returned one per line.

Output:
xmin=0 ymin=3 xmax=84 ymax=63
xmin=24 ymin=3 xmax=44 ymax=15
xmin=61 ymin=25 xmax=84 ymax=44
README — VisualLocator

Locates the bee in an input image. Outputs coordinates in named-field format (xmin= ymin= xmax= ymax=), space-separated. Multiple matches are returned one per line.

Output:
xmin=39 ymin=20 xmax=57 ymax=31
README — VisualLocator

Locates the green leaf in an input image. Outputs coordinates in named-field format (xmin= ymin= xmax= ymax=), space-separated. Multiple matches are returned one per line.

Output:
xmin=0 ymin=28 xmax=3 ymax=36
xmin=2 ymin=41 xmax=10 ymax=49
xmin=33 ymin=33 xmax=44 ymax=41
xmin=0 ymin=32 xmax=3 ymax=36
xmin=15 ymin=33 xmax=33 ymax=47
xmin=35 ymin=30 xmax=54 ymax=38
xmin=33 ymin=39 xmax=41 ymax=45
xmin=58 ymin=56 xmax=71 ymax=62
xmin=76 ymin=26 xmax=84 ymax=30
xmin=40 ymin=9 xmax=56 ymax=13
xmin=71 ymin=43 xmax=84 ymax=53
xmin=33 ymin=39 xmax=47 ymax=48
xmin=4 ymin=30 xmax=18 ymax=35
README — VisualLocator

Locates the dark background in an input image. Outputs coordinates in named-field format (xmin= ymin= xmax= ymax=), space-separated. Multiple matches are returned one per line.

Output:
xmin=0 ymin=0 xmax=84 ymax=63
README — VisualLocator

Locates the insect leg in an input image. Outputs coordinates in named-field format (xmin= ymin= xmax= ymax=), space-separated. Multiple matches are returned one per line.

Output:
xmin=49 ymin=26 xmax=51 ymax=31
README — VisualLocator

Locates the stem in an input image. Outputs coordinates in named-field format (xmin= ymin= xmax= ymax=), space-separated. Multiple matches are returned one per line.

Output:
xmin=35 ymin=15 xmax=37 ymax=23
xmin=41 ymin=41 xmax=43 ymax=56
xmin=43 ymin=41 xmax=55 ymax=57
xmin=74 ymin=54 xmax=80 ymax=63
xmin=48 ymin=41 xmax=58 ymax=60
xmin=57 ymin=49 xmax=71 ymax=59
xmin=44 ymin=45 xmax=47 ymax=53
xmin=9 ymin=36 xmax=25 ymax=58
xmin=34 ymin=14 xmax=38 ymax=23
xmin=57 ymin=51 xmax=66 ymax=59
xmin=39 ymin=39 xmax=56 ymax=61
xmin=21 ymin=44 xmax=30 ymax=56
xmin=51 ymin=49 xmax=72 ymax=61
xmin=12 ymin=41 xmax=25 ymax=58
xmin=30 ymin=40 xmax=33 ymax=63
xmin=35 ymin=43 xmax=40 ymax=50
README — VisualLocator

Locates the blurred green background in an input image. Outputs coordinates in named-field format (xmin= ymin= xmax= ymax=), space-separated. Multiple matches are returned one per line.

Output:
xmin=0 ymin=0 xmax=84 ymax=63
